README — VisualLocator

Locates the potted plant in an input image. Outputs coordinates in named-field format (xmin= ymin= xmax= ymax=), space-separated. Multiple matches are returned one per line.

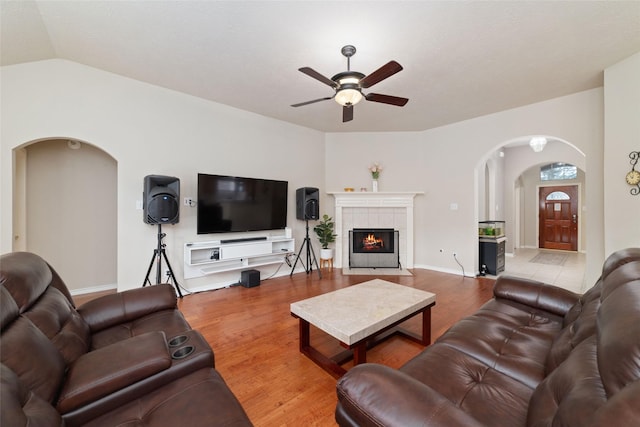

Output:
xmin=313 ymin=214 xmax=337 ymax=260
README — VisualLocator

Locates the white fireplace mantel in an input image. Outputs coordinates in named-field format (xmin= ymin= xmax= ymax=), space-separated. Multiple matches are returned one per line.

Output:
xmin=328 ymin=191 xmax=424 ymax=269
xmin=329 ymin=191 xmax=423 ymax=207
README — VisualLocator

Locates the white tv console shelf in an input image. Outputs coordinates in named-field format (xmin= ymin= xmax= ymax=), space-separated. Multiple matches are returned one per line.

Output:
xmin=183 ymin=237 xmax=295 ymax=279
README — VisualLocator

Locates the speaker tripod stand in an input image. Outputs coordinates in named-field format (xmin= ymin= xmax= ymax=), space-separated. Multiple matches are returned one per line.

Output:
xmin=143 ymin=224 xmax=183 ymax=298
xmin=290 ymin=220 xmax=321 ymax=278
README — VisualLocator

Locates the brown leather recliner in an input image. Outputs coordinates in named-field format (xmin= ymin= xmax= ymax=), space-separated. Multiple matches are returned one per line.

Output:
xmin=336 ymin=248 xmax=640 ymax=426
xmin=0 ymin=251 xmax=253 ymax=427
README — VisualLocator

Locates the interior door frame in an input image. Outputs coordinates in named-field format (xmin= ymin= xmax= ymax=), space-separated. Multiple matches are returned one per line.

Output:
xmin=535 ymin=183 xmax=581 ymax=251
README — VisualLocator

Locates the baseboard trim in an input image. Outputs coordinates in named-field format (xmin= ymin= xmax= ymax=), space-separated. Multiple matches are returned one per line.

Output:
xmin=70 ymin=283 xmax=117 ymax=296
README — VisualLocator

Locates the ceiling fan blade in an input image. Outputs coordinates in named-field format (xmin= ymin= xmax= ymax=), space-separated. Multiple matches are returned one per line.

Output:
xmin=298 ymin=67 xmax=337 ymax=88
xmin=343 ymin=105 xmax=354 ymax=122
xmin=365 ymin=93 xmax=409 ymax=106
xmin=291 ymin=96 xmax=333 ymax=107
xmin=359 ymin=61 xmax=403 ymax=89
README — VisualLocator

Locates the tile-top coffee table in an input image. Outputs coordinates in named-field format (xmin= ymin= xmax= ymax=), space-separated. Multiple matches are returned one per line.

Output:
xmin=290 ymin=279 xmax=436 ymax=378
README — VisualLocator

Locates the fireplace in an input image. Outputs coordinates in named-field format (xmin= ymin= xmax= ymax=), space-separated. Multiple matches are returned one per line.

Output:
xmin=349 ymin=228 xmax=400 ymax=268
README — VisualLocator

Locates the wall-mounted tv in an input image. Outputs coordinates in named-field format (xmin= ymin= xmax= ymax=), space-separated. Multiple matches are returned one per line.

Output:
xmin=197 ymin=173 xmax=288 ymax=234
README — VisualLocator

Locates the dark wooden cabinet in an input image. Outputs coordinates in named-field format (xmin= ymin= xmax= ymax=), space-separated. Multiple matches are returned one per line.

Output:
xmin=479 ymin=237 xmax=505 ymax=275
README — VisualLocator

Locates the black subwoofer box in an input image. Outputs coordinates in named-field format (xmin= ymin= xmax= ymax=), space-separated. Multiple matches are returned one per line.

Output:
xmin=240 ymin=269 xmax=260 ymax=288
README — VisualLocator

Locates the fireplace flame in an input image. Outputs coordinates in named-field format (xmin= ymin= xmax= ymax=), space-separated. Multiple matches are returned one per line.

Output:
xmin=362 ymin=233 xmax=384 ymax=250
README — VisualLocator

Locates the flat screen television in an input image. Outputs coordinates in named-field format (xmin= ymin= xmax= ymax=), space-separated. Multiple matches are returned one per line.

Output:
xmin=197 ymin=173 xmax=288 ymax=234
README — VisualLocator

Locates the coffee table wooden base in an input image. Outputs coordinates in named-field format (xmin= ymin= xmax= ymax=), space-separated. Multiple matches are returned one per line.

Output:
xmin=294 ymin=303 xmax=434 ymax=378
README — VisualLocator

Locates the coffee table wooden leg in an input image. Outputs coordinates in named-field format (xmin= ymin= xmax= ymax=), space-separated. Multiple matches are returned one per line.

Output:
xmin=421 ymin=307 xmax=431 ymax=345
xmin=299 ymin=318 xmax=310 ymax=351
xmin=352 ymin=342 xmax=367 ymax=365
xmin=422 ymin=307 xmax=432 ymax=345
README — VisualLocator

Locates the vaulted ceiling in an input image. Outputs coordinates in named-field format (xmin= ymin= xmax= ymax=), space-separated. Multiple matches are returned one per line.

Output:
xmin=2 ymin=1 xmax=639 ymax=132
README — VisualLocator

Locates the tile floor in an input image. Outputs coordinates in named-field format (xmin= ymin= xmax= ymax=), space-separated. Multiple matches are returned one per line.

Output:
xmin=500 ymin=248 xmax=587 ymax=294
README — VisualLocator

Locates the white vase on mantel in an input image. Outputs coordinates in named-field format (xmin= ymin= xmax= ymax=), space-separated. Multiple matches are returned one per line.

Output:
xmin=372 ymin=180 xmax=379 ymax=192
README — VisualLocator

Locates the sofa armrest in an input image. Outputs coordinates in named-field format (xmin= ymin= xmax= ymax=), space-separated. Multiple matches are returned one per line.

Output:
xmin=56 ymin=331 xmax=171 ymax=414
xmin=78 ymin=284 xmax=177 ymax=332
xmin=494 ymin=275 xmax=579 ymax=317
xmin=336 ymin=364 xmax=483 ymax=427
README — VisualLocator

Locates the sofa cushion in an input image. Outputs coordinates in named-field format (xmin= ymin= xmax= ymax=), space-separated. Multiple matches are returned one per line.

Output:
xmin=1 ymin=316 xmax=66 ymax=403
xmin=336 ymin=363 xmax=484 ymax=427
xmin=400 ymin=344 xmax=533 ymax=427
xmin=88 ymin=309 xmax=192 ymax=350
xmin=57 ymin=331 xmax=172 ymax=414
xmin=597 ymin=262 xmax=640 ymax=396
xmin=0 ymin=251 xmax=55 ymax=312
xmin=78 ymin=284 xmax=191 ymax=350
xmin=527 ymin=335 xmax=606 ymax=426
xmin=1 ymin=363 xmax=62 ymax=427
xmin=544 ymin=282 xmax=602 ymax=373
xmin=405 ymin=298 xmax=564 ymax=388
xmin=82 ymin=368 xmax=253 ymax=427
xmin=1 ymin=252 xmax=91 ymax=365
xmin=23 ymin=285 xmax=90 ymax=365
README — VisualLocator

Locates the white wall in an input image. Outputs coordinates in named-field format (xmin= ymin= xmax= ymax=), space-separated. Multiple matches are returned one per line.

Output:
xmin=604 ymin=52 xmax=640 ymax=254
xmin=1 ymin=59 xmax=325 ymax=291
xmin=326 ymin=88 xmax=605 ymax=284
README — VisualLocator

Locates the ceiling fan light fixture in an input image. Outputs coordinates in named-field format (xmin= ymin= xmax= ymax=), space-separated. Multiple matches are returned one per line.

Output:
xmin=529 ymin=136 xmax=547 ymax=153
xmin=335 ymin=87 xmax=363 ymax=106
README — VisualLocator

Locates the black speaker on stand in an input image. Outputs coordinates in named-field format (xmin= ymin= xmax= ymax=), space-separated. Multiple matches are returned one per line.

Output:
xmin=291 ymin=187 xmax=321 ymax=278
xmin=296 ymin=187 xmax=319 ymax=221
xmin=142 ymin=175 xmax=183 ymax=297
xmin=143 ymin=175 xmax=180 ymax=224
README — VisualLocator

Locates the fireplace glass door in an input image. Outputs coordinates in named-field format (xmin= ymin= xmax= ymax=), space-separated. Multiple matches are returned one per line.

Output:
xmin=349 ymin=229 xmax=400 ymax=268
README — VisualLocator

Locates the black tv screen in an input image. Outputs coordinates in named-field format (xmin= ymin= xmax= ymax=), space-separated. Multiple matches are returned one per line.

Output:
xmin=197 ymin=173 xmax=288 ymax=234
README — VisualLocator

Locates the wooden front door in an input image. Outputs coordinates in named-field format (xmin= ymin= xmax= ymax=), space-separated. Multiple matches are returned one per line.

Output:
xmin=539 ymin=185 xmax=578 ymax=251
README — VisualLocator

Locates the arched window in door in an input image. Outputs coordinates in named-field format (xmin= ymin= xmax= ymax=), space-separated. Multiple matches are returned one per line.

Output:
xmin=546 ymin=191 xmax=570 ymax=201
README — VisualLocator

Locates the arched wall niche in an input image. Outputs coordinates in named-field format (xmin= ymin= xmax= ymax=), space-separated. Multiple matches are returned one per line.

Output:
xmin=13 ymin=136 xmax=118 ymax=293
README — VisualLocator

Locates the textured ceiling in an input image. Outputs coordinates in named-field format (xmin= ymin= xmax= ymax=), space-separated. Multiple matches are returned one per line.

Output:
xmin=2 ymin=1 xmax=639 ymax=132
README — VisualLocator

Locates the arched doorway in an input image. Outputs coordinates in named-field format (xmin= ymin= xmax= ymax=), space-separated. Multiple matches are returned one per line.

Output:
xmin=13 ymin=138 xmax=117 ymax=294
xmin=477 ymin=136 xmax=587 ymax=291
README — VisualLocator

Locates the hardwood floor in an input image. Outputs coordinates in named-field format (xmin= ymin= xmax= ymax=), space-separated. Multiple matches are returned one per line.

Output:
xmin=74 ymin=269 xmax=495 ymax=426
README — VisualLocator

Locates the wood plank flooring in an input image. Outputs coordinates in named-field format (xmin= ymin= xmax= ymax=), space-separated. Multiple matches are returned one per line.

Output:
xmin=74 ymin=268 xmax=495 ymax=426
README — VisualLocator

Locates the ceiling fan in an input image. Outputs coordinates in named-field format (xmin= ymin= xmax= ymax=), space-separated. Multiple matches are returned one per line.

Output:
xmin=291 ymin=45 xmax=409 ymax=122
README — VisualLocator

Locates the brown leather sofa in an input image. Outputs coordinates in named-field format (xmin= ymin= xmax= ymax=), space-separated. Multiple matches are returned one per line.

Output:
xmin=336 ymin=247 xmax=640 ymax=426
xmin=1 ymin=251 xmax=253 ymax=427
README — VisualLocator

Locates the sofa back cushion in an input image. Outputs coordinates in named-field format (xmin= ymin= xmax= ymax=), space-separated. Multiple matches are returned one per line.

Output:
xmin=596 ymin=261 xmax=640 ymax=396
xmin=1 ymin=251 xmax=93 ymax=404
xmin=1 ymin=314 xmax=66 ymax=402
xmin=544 ymin=248 xmax=640 ymax=374
xmin=527 ymin=255 xmax=640 ymax=426
xmin=544 ymin=281 xmax=601 ymax=373
xmin=1 ymin=252 xmax=90 ymax=365
xmin=1 ymin=363 xmax=62 ymax=427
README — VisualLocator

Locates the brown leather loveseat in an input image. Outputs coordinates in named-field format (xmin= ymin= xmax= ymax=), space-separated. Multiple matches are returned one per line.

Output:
xmin=1 ymin=251 xmax=253 ymax=426
xmin=336 ymin=248 xmax=640 ymax=426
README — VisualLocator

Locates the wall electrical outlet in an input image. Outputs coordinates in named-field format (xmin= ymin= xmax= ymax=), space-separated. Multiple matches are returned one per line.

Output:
xmin=184 ymin=197 xmax=194 ymax=207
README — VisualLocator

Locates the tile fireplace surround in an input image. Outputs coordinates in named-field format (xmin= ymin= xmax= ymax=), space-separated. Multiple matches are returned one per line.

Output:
xmin=328 ymin=192 xmax=423 ymax=269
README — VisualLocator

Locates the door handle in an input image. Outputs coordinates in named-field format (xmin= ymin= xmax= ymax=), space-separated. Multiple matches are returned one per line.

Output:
xmin=572 ymin=214 xmax=577 ymax=224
